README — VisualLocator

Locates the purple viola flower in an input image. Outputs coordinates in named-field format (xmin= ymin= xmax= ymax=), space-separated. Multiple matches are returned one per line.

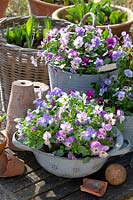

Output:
xmin=37 ymin=113 xmax=52 ymax=127
xmin=75 ymin=27 xmax=85 ymax=36
xmin=76 ymin=112 xmax=89 ymax=125
xmin=104 ymin=78 xmax=111 ymax=86
xmin=124 ymin=69 xmax=133 ymax=78
xmin=34 ymin=99 xmax=46 ymax=109
xmin=107 ymin=37 xmax=116 ymax=49
xmin=63 ymin=136 xmax=75 ymax=148
xmin=99 ymin=87 xmax=107 ymax=96
xmin=96 ymin=97 xmax=104 ymax=104
xmin=68 ymin=49 xmax=78 ymax=59
xmin=86 ymin=90 xmax=95 ymax=100
xmin=121 ymin=31 xmax=132 ymax=48
xmin=109 ymin=138 xmax=113 ymax=143
xmin=60 ymin=122 xmax=73 ymax=134
xmin=80 ymin=131 xmax=91 ymax=141
xmin=80 ymin=127 xmax=95 ymax=141
xmin=116 ymin=109 xmax=123 ymax=117
xmin=55 ymin=130 xmax=66 ymax=142
xmin=91 ymin=36 xmax=101 ymax=48
xmin=73 ymin=36 xmax=83 ymax=49
xmin=32 ymin=126 xmax=37 ymax=131
xmin=101 ymin=145 xmax=109 ymax=152
xmin=112 ymin=50 xmax=123 ymax=61
xmin=117 ymin=91 xmax=125 ymax=101
xmin=69 ymin=90 xmax=80 ymax=98
xmin=90 ymin=141 xmax=102 ymax=156
xmin=45 ymin=53 xmax=53 ymax=63
xmin=18 ymin=133 xmax=25 ymax=141
xmin=55 ymin=55 xmax=64 ymax=62
xmin=94 ymin=58 xmax=104 ymax=69
xmin=46 ymin=87 xmax=63 ymax=101
xmin=16 ymin=123 xmax=22 ymax=130
xmin=68 ymin=152 xmax=77 ymax=160
xmin=83 ymin=57 xmax=89 ymax=67
xmin=102 ymin=122 xmax=112 ymax=131
xmin=25 ymin=113 xmax=34 ymax=122
xmin=129 ymin=93 xmax=133 ymax=100
xmin=97 ymin=129 xmax=106 ymax=140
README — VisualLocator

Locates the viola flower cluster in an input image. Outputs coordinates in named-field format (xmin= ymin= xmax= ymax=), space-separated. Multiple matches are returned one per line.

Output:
xmin=15 ymin=87 xmax=122 ymax=160
xmin=95 ymin=56 xmax=133 ymax=116
xmin=33 ymin=25 xmax=132 ymax=74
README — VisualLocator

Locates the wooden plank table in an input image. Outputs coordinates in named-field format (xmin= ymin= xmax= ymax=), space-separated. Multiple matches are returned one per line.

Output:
xmin=0 ymin=150 xmax=133 ymax=200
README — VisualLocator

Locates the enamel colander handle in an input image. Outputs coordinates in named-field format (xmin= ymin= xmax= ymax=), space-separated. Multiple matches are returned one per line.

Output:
xmin=79 ymin=12 xmax=96 ymax=27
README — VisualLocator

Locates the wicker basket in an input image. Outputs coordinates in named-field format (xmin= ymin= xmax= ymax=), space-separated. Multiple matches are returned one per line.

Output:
xmin=0 ymin=16 xmax=70 ymax=111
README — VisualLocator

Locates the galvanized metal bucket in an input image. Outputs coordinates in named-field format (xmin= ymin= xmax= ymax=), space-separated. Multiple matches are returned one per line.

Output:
xmin=122 ymin=116 xmax=133 ymax=152
xmin=48 ymin=64 xmax=118 ymax=93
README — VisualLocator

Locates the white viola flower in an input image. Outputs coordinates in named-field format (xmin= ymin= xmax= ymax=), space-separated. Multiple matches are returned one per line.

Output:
xmin=99 ymin=151 xmax=108 ymax=158
xmin=73 ymin=36 xmax=83 ymax=49
xmin=70 ymin=57 xmax=82 ymax=70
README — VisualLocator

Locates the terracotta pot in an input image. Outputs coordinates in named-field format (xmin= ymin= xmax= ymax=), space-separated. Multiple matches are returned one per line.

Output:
xmin=52 ymin=5 xmax=133 ymax=35
xmin=28 ymin=0 xmax=63 ymax=16
xmin=6 ymin=80 xmax=35 ymax=150
xmin=0 ymin=132 xmax=7 ymax=154
xmin=0 ymin=0 xmax=9 ymax=18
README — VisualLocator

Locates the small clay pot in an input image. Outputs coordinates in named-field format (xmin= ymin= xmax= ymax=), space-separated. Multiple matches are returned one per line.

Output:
xmin=0 ymin=132 xmax=7 ymax=154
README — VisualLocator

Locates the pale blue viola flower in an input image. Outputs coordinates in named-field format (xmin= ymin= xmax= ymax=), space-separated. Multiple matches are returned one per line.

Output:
xmin=25 ymin=113 xmax=34 ymax=122
xmin=63 ymin=136 xmax=75 ymax=148
xmin=37 ymin=113 xmax=52 ymax=127
xmin=75 ymin=27 xmax=85 ymax=36
xmin=121 ymin=31 xmax=132 ymax=48
xmin=94 ymin=58 xmax=104 ymax=69
xmin=76 ymin=112 xmax=89 ymax=125
xmin=112 ymin=50 xmax=123 ymax=61
xmin=117 ymin=91 xmax=125 ymax=101
xmin=67 ymin=152 xmax=77 ymax=160
xmin=104 ymin=78 xmax=112 ymax=86
xmin=91 ymin=36 xmax=101 ymax=48
xmin=129 ymin=93 xmax=133 ymax=100
xmin=71 ymin=57 xmax=82 ymax=70
xmin=60 ymin=122 xmax=73 ymax=134
xmin=73 ymin=36 xmax=83 ymax=49
xmin=34 ymin=99 xmax=47 ymax=109
xmin=80 ymin=127 xmax=95 ymax=140
xmin=124 ymin=69 xmax=133 ymax=78
xmin=99 ymin=87 xmax=107 ymax=96
xmin=18 ymin=133 xmax=25 ymax=141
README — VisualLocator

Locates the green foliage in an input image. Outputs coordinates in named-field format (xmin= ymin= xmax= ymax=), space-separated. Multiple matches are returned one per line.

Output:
xmin=5 ymin=17 xmax=52 ymax=48
xmin=66 ymin=0 xmax=128 ymax=25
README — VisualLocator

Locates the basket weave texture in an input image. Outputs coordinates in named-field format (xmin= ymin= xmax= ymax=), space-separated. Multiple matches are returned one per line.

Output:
xmin=0 ymin=16 xmax=70 ymax=111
